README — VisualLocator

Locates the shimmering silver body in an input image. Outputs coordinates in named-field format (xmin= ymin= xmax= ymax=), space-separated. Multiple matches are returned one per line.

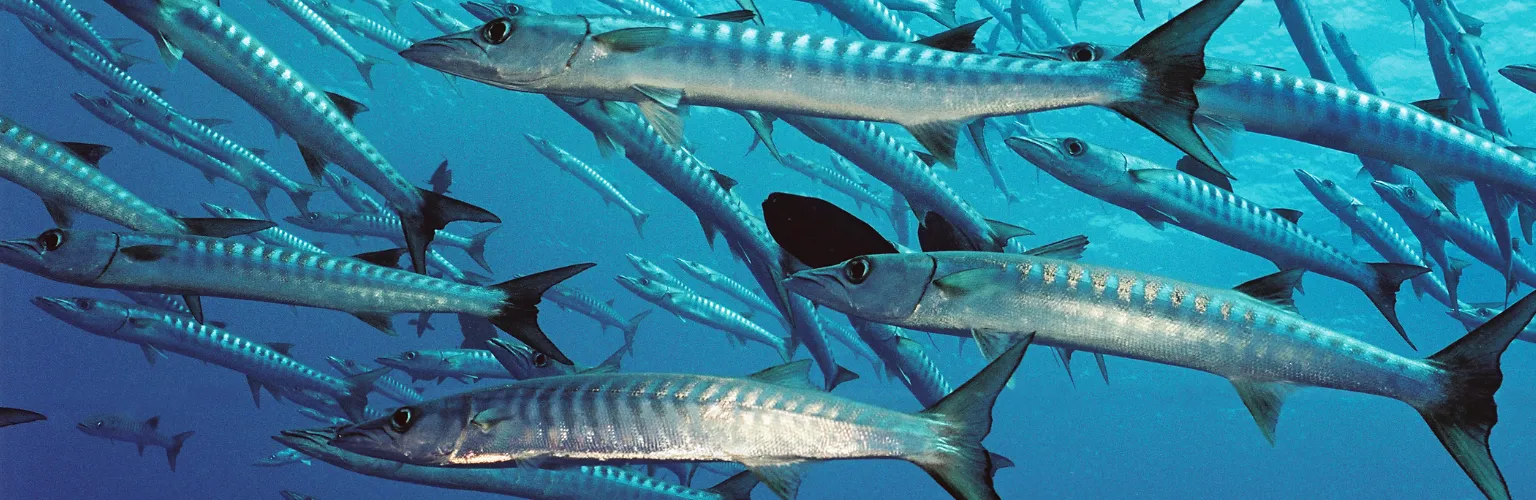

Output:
xmin=328 ymin=356 xmax=425 ymax=404
xmin=618 ymin=276 xmax=787 ymax=358
xmin=371 ymin=372 xmax=949 ymax=465
xmin=377 ymin=349 xmax=514 ymax=382
xmin=544 ymin=284 xmax=646 ymax=336
xmin=254 ymin=447 xmax=313 ymax=466
xmin=627 ymin=253 xmax=694 ymax=293
xmin=202 ymin=203 xmax=328 ymax=254
xmin=276 ymin=430 xmax=744 ymax=500
xmin=778 ymin=154 xmax=888 ymax=211
xmin=1294 ymin=170 xmax=1454 ymax=308
xmin=286 ymin=211 xmax=477 ymax=250
xmin=412 ymin=0 xmax=469 ymax=34
xmin=309 ymin=0 xmax=415 ymax=51
xmin=800 ymin=0 xmax=917 ymax=42
xmin=20 ymin=19 xmax=169 ymax=109
xmin=31 ymin=0 xmax=136 ymax=68
xmin=674 ymin=257 xmax=780 ymax=320
xmin=851 ymin=319 xmax=950 ymax=406
xmin=269 ymin=0 xmax=380 ymax=84
xmin=0 ymin=115 xmax=187 ymax=233
xmin=323 ymin=169 xmax=388 ymax=214
xmin=794 ymin=252 xmax=1448 ymax=406
xmin=525 ymin=134 xmax=649 ymax=234
xmin=1 ymin=0 xmax=54 ymax=25
xmin=1374 ymin=182 xmax=1536 ymax=287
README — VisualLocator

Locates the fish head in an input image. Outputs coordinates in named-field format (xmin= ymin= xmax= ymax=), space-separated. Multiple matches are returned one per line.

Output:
xmin=787 ymin=253 xmax=932 ymax=322
xmin=401 ymin=14 xmax=587 ymax=88
xmin=253 ymin=448 xmax=297 ymax=466
xmin=376 ymin=350 xmax=438 ymax=374
xmin=624 ymin=253 xmax=660 ymax=274
xmin=1005 ymin=136 xmax=1128 ymax=191
xmin=75 ymin=413 xmax=129 ymax=438
xmin=491 ymin=341 xmax=566 ymax=379
xmin=1023 ymin=42 xmax=1124 ymax=62
xmin=614 ymin=274 xmax=665 ymax=300
xmin=1446 ymin=306 xmax=1497 ymax=327
xmin=330 ymin=401 xmax=469 ymax=465
xmin=105 ymin=90 xmax=173 ymax=126
xmin=32 ymin=297 xmax=134 ymax=335
xmin=324 ymin=356 xmax=360 ymax=375
xmin=521 ymin=133 xmax=556 ymax=155
xmin=0 ymin=229 xmax=118 ymax=283
xmin=199 ymin=202 xmax=241 ymax=219
xmin=282 ymin=212 xmax=332 ymax=230
xmin=1370 ymin=181 xmax=1440 ymax=220
xmin=1293 ymin=169 xmax=1353 ymax=212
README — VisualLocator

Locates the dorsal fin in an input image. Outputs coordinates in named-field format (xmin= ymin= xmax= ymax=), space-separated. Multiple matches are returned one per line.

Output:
xmin=1411 ymin=98 xmax=1459 ymax=121
xmin=746 ymin=360 xmax=817 ymax=390
xmin=60 ymin=142 xmax=112 ymax=166
xmin=984 ymin=219 xmax=1032 ymax=242
xmin=1232 ymin=269 xmax=1305 ymax=313
xmin=593 ymin=27 xmax=672 ymax=52
xmin=263 ymin=342 xmax=295 ymax=356
xmin=1508 ymin=146 xmax=1536 ymax=161
xmin=144 ymin=416 xmax=160 ymax=430
xmin=698 ymin=10 xmax=757 ymax=22
xmin=1023 ymin=235 xmax=1089 ymax=260
xmin=352 ymin=248 xmax=409 ymax=268
xmin=1271 ymin=208 xmax=1303 ymax=224
xmin=914 ymin=18 xmax=990 ymax=53
xmin=1175 ymin=155 xmax=1232 ymax=191
xmin=178 ymin=217 xmax=275 ymax=238
xmin=325 ymin=91 xmax=369 ymax=121
xmin=710 ymin=169 xmax=738 ymax=191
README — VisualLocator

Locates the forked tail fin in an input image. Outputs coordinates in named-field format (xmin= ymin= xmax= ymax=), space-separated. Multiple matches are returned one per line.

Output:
xmin=166 ymin=430 xmax=195 ymax=471
xmin=914 ymin=334 xmax=1032 ymax=500
xmin=487 ymin=263 xmax=596 ymax=365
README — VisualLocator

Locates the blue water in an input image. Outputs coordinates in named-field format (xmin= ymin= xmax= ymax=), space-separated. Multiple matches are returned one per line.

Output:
xmin=3 ymin=0 xmax=1536 ymax=498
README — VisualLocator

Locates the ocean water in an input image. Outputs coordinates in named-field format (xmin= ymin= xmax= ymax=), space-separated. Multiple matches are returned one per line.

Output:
xmin=2 ymin=0 xmax=1535 ymax=498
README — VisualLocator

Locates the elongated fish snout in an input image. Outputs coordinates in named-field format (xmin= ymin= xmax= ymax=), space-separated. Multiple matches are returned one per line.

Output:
xmin=0 ymin=238 xmax=46 ymax=271
xmin=30 ymin=296 xmax=78 ymax=313
xmin=1292 ymin=168 xmax=1323 ymax=189
xmin=1003 ymin=136 xmax=1060 ymax=166
xmin=785 ymin=268 xmax=853 ymax=311
xmin=399 ymin=37 xmax=480 ymax=72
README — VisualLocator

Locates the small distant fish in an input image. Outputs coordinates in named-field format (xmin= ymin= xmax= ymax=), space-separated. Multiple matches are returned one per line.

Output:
xmin=376 ymin=349 xmax=513 ymax=383
xmin=1373 ymin=182 xmax=1536 ymax=294
xmin=77 ymin=413 xmax=194 ymax=471
xmin=624 ymin=253 xmax=694 ymax=293
xmin=254 ymin=447 xmax=313 ymax=467
xmin=326 ymin=356 xmax=426 ymax=405
xmin=1448 ymin=305 xmax=1536 ymax=343
xmin=793 ymin=0 xmax=919 ymax=43
xmin=323 ymin=169 xmax=389 ymax=214
xmin=271 ymin=0 xmax=386 ymax=87
xmin=777 ymin=154 xmax=889 ymax=212
xmin=541 ymin=285 xmax=651 ymax=340
xmin=412 ymin=0 xmax=469 ymax=34
xmin=280 ymin=489 xmax=318 ymax=500
xmin=308 ymin=0 xmax=415 ymax=52
xmin=616 ymin=275 xmax=790 ymax=360
xmin=328 ymin=341 xmax=1029 ymax=499
xmin=524 ymin=134 xmax=650 ymax=236
xmin=285 ymin=211 xmax=498 ymax=272
xmin=31 ymin=0 xmax=141 ymax=69
xmin=484 ymin=337 xmax=630 ymax=380
xmin=673 ymin=257 xmax=781 ymax=321
xmin=0 ymin=228 xmax=588 ymax=364
xmin=0 ymin=408 xmax=46 ymax=428
xmin=201 ymin=203 xmax=328 ymax=254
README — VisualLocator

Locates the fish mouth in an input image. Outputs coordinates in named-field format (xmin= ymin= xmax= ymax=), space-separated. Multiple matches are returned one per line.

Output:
xmin=399 ymin=37 xmax=480 ymax=72
xmin=374 ymin=357 xmax=406 ymax=369
xmin=1003 ymin=136 xmax=1058 ymax=165
xmin=1292 ymin=169 xmax=1323 ymax=191
xmin=31 ymin=297 xmax=79 ymax=315
xmin=784 ymin=269 xmax=852 ymax=311
xmin=274 ymin=427 xmax=338 ymax=451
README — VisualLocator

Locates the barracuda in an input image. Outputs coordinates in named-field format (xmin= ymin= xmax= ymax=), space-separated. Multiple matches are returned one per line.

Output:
xmin=673 ymin=257 xmax=781 ymax=320
xmin=285 ymin=211 xmax=497 ymax=272
xmin=0 ymin=0 xmax=54 ymax=25
xmin=1294 ymin=170 xmax=1456 ymax=308
xmin=543 ymin=284 xmax=651 ymax=339
xmin=815 ymin=315 xmax=883 ymax=378
xmin=376 ymin=348 xmax=515 ymax=383
xmin=1007 ymin=135 xmax=1426 ymax=347
xmin=105 ymin=0 xmax=499 ymax=273
xmin=778 ymin=115 xmax=1019 ymax=251
xmin=33 ymin=297 xmax=386 ymax=419
xmin=19 ymin=19 xmax=167 ymax=109
xmin=330 ymin=341 xmax=1029 ymax=500
xmin=484 ymin=337 xmax=629 ymax=380
xmin=851 ymin=318 xmax=952 ymax=406
xmin=778 ymin=153 xmax=889 ymax=212
xmin=1448 ymin=305 xmax=1536 ymax=344
xmin=1373 ymin=182 xmax=1536 ymax=293
xmin=118 ymin=290 xmax=196 ymax=318
xmin=277 ymin=429 xmax=760 ymax=500
xmin=525 ymin=134 xmax=650 ymax=236
xmin=878 ymin=0 xmax=955 ymax=27
xmin=71 ymin=93 xmax=278 ymax=215
xmin=790 ymin=246 xmax=1536 ymax=500
xmin=0 ymin=228 xmax=591 ymax=363
xmin=309 ymin=0 xmax=415 ymax=52
xmin=626 ymin=253 xmax=694 ymax=292
xmin=616 ymin=275 xmax=790 ymax=361
xmin=1041 ymin=42 xmax=1536 ymax=286
xmin=254 ymin=447 xmax=313 ymax=466
xmin=412 ymin=0 xmax=469 ymax=34
xmin=76 ymin=413 xmax=194 ymax=471
xmin=31 ymin=0 xmax=139 ymax=68
xmin=201 ymin=202 xmax=328 ymax=254
xmin=403 ymin=0 xmax=1244 ymax=170
xmin=792 ymin=0 xmax=918 ymax=43
xmin=326 ymin=356 xmax=426 ymax=405
xmin=267 ymin=0 xmax=385 ymax=86
xmin=104 ymin=89 xmax=322 ymax=215
xmin=322 ymin=168 xmax=389 ymax=214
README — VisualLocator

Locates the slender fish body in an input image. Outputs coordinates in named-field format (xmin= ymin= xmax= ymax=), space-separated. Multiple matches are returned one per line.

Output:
xmin=525 ymin=134 xmax=650 ymax=236
xmin=328 ymin=343 xmax=1030 ymax=500
xmin=1008 ymin=135 xmax=1425 ymax=345
xmin=0 ymin=228 xmax=590 ymax=363
xmin=852 ymin=319 xmax=951 ymax=406
xmin=267 ymin=0 xmax=383 ymax=86
xmin=106 ymin=0 xmax=499 ymax=274
xmin=201 ymin=203 xmax=328 ymax=254
xmin=1293 ymin=170 xmax=1454 ymax=308
xmin=255 ymin=447 xmax=314 ymax=466
xmin=794 ymin=0 xmax=917 ymax=43
xmin=1502 ymin=65 xmax=1536 ymax=94
xmin=118 ymin=290 xmax=195 ymax=317
xmin=673 ymin=257 xmax=781 ymax=320
xmin=625 ymin=253 xmax=694 ymax=293
xmin=34 ymin=297 xmax=382 ymax=418
xmin=76 ymin=413 xmax=194 ymax=470
xmin=276 ymin=429 xmax=758 ymax=500
xmin=1 ymin=0 xmax=55 ymax=25
xmin=31 ymin=0 xmax=137 ymax=68
xmin=791 ymin=245 xmax=1536 ymax=499
xmin=778 ymin=153 xmax=889 ymax=211
xmin=285 ymin=211 xmax=497 ymax=271
xmin=412 ymin=0 xmax=469 ymax=34
xmin=323 ymin=169 xmax=389 ymax=214
xmin=543 ymin=284 xmax=651 ymax=339
xmin=1373 ymin=182 xmax=1536 ymax=289
xmin=616 ymin=275 xmax=789 ymax=360
xmin=1319 ymin=23 xmax=1379 ymax=95
xmin=376 ymin=349 xmax=514 ymax=383
xmin=309 ymin=0 xmax=415 ymax=52
xmin=326 ymin=356 xmax=425 ymax=404
xmin=19 ymin=19 xmax=167 ymax=109
xmin=1447 ymin=306 xmax=1536 ymax=343
xmin=1271 ymin=0 xmax=1334 ymax=82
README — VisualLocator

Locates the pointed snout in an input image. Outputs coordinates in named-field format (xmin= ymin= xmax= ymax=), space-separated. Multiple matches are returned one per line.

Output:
xmin=784 ymin=268 xmax=851 ymax=310
xmin=399 ymin=37 xmax=473 ymax=69
xmin=1004 ymin=136 xmax=1057 ymax=167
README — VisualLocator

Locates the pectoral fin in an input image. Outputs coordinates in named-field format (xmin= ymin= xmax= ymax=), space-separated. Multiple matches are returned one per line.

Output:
xmin=1231 ymin=378 xmax=1295 ymax=445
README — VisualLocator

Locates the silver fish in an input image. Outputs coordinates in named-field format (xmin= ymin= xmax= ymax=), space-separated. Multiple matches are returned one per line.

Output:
xmin=850 ymin=318 xmax=951 ymax=406
xmin=19 ymin=18 xmax=165 ymax=108
xmin=326 ymin=356 xmax=426 ymax=405
xmin=1008 ymin=135 xmax=1426 ymax=346
xmin=31 ymin=0 xmax=139 ymax=68
xmin=376 ymin=349 xmax=513 ymax=383
xmin=1372 ymin=182 xmax=1536 ymax=292
xmin=777 ymin=153 xmax=889 ymax=212
xmin=673 ymin=257 xmax=781 ymax=320
xmin=322 ymin=168 xmax=388 ymax=214
xmin=285 ymin=211 xmax=497 ymax=272
xmin=525 ymin=134 xmax=650 ymax=236
xmin=76 ymin=413 xmax=194 ymax=471
xmin=793 ymin=0 xmax=917 ymax=43
xmin=201 ymin=203 xmax=327 ymax=254
xmin=616 ymin=275 xmax=789 ymax=360
xmin=329 ymin=341 xmax=1029 ymax=500
xmin=0 ymin=228 xmax=590 ymax=363
xmin=308 ymin=0 xmax=415 ymax=52
xmin=878 ymin=0 xmax=955 ymax=27
xmin=0 ymin=0 xmax=55 ymax=25
xmin=106 ymin=0 xmax=499 ymax=273
xmin=789 ymin=250 xmax=1536 ymax=500
xmin=254 ymin=447 xmax=313 ymax=467
xmin=412 ymin=0 xmax=469 ymax=34
xmin=277 ymin=428 xmax=761 ymax=500
xmin=543 ymin=284 xmax=651 ymax=340
xmin=267 ymin=0 xmax=385 ymax=86
xmin=1271 ymin=0 xmax=1334 ymax=82
xmin=484 ymin=337 xmax=629 ymax=380
xmin=1448 ymin=305 xmax=1536 ymax=344
xmin=625 ymin=253 xmax=694 ymax=293
xmin=402 ymin=0 xmax=1243 ymax=169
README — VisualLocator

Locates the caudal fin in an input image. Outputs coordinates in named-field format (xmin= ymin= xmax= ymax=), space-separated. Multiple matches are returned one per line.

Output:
xmin=356 ymin=55 xmax=387 ymax=90
xmin=914 ymin=334 xmax=1032 ymax=500
xmin=1361 ymin=262 xmax=1431 ymax=350
xmin=337 ymin=367 xmax=388 ymax=422
xmin=1110 ymin=0 xmax=1242 ymax=178
xmin=166 ymin=431 xmax=194 ymax=471
xmin=287 ymin=183 xmax=325 ymax=214
xmin=487 ymin=263 xmax=596 ymax=365
xmin=631 ymin=211 xmax=650 ymax=239
xmin=622 ymin=309 xmax=651 ymax=356
xmin=1412 ymin=290 xmax=1536 ymax=500
xmin=464 ymin=226 xmax=498 ymax=273
xmin=405 ymin=188 xmax=500 ymax=274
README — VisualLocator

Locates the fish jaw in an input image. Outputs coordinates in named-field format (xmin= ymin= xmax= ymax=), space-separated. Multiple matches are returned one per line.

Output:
xmin=785 ymin=268 xmax=857 ymax=314
xmin=0 ymin=238 xmax=48 ymax=276
xmin=399 ymin=35 xmax=503 ymax=84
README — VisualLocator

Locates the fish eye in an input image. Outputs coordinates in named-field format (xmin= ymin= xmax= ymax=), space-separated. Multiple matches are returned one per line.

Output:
xmin=37 ymin=229 xmax=65 ymax=251
xmin=1062 ymin=138 xmax=1087 ymax=157
xmin=389 ymin=407 xmax=415 ymax=433
xmin=505 ymin=3 xmax=522 ymax=15
xmin=532 ymin=352 xmax=549 ymax=367
xmin=403 ymin=351 xmax=417 ymax=360
xmin=1404 ymin=189 xmax=1417 ymax=199
xmin=482 ymin=18 xmax=513 ymax=44
xmin=1322 ymin=179 xmax=1336 ymax=188
xmin=1067 ymin=43 xmax=1098 ymax=62
xmin=843 ymin=257 xmax=871 ymax=284
xmin=75 ymin=299 xmax=94 ymax=310
xmin=94 ymin=421 xmax=104 ymax=428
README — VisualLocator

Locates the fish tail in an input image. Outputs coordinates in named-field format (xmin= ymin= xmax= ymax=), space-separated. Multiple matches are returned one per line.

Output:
xmin=1109 ymin=0 xmax=1242 ymax=179
xmin=914 ymin=334 xmax=1031 ymax=500
xmin=1362 ymin=262 xmax=1430 ymax=349
xmin=704 ymin=471 xmax=761 ymax=500
xmin=287 ymin=183 xmax=325 ymax=214
xmin=409 ymin=188 xmax=500 ymax=274
xmin=1411 ymin=290 xmax=1536 ymax=500
xmin=248 ymin=185 xmax=274 ymax=219
xmin=928 ymin=0 xmax=958 ymax=27
xmin=465 ymin=225 xmax=498 ymax=273
xmin=356 ymin=55 xmax=388 ymax=90
xmin=338 ymin=367 xmax=388 ymax=422
xmin=487 ymin=263 xmax=596 ymax=365
xmin=631 ymin=210 xmax=650 ymax=239
xmin=166 ymin=431 xmax=194 ymax=471
xmin=623 ymin=309 xmax=652 ymax=356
